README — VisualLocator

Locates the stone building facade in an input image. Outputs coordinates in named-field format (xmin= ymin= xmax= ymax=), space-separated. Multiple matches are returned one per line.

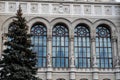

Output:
xmin=0 ymin=0 xmax=120 ymax=80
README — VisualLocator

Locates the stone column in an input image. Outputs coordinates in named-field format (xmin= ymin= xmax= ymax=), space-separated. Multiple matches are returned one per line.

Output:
xmin=91 ymin=36 xmax=99 ymax=80
xmin=112 ymin=36 xmax=120 ymax=80
xmin=69 ymin=37 xmax=76 ymax=80
xmin=46 ymin=34 xmax=52 ymax=80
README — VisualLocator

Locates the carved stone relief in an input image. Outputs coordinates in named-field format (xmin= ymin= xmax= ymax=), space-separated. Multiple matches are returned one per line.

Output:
xmin=115 ymin=6 xmax=120 ymax=15
xmin=41 ymin=4 xmax=49 ymax=13
xmin=73 ymin=5 xmax=81 ymax=14
xmin=52 ymin=4 xmax=70 ymax=14
xmin=0 ymin=2 xmax=5 ymax=12
xmin=94 ymin=6 xmax=102 ymax=15
xmin=84 ymin=5 xmax=91 ymax=14
xmin=20 ymin=3 xmax=27 ymax=13
xmin=9 ymin=3 xmax=16 ymax=12
xmin=104 ymin=6 xmax=112 ymax=15
xmin=31 ymin=3 xmax=38 ymax=13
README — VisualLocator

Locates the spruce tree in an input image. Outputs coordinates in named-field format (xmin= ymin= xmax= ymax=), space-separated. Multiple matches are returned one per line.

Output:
xmin=0 ymin=6 xmax=39 ymax=80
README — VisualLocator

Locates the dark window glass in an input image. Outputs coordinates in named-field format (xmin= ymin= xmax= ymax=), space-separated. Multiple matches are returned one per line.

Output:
xmin=31 ymin=23 xmax=47 ymax=67
xmin=80 ymin=78 xmax=88 ymax=80
xmin=96 ymin=25 xmax=113 ymax=68
xmin=74 ymin=24 xmax=91 ymax=68
xmin=103 ymin=79 xmax=110 ymax=80
xmin=52 ymin=24 xmax=69 ymax=68
xmin=57 ymin=79 xmax=65 ymax=80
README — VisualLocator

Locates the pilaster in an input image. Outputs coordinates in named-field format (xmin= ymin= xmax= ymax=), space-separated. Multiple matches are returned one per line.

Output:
xmin=112 ymin=36 xmax=120 ymax=80
xmin=47 ymin=34 xmax=52 ymax=80
xmin=69 ymin=36 xmax=76 ymax=80
xmin=91 ymin=36 xmax=99 ymax=80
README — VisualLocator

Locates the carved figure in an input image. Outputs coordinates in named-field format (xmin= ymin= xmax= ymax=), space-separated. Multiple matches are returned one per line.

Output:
xmin=47 ymin=53 xmax=51 ymax=65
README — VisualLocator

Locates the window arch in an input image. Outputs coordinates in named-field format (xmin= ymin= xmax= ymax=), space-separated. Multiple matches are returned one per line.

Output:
xmin=74 ymin=24 xmax=91 ymax=68
xmin=52 ymin=23 xmax=69 ymax=68
xmin=31 ymin=23 xmax=47 ymax=67
xmin=96 ymin=25 xmax=113 ymax=68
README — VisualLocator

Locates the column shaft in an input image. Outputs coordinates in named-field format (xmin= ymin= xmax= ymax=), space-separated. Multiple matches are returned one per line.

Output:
xmin=69 ymin=37 xmax=76 ymax=80
xmin=91 ymin=36 xmax=99 ymax=80
xmin=47 ymin=35 xmax=52 ymax=80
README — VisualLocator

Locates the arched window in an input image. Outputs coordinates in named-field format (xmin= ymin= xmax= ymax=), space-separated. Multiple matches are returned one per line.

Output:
xmin=74 ymin=24 xmax=91 ymax=68
xmin=31 ymin=23 xmax=47 ymax=67
xmin=52 ymin=23 xmax=69 ymax=68
xmin=96 ymin=25 xmax=113 ymax=68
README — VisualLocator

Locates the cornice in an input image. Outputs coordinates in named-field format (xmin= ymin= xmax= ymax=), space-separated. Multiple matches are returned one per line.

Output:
xmin=0 ymin=0 xmax=120 ymax=5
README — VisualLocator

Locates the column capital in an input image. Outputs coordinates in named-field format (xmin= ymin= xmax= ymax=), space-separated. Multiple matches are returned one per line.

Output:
xmin=70 ymin=37 xmax=74 ymax=42
xmin=47 ymin=35 xmax=52 ymax=41
xmin=112 ymin=36 xmax=117 ymax=42
xmin=91 ymin=36 xmax=96 ymax=42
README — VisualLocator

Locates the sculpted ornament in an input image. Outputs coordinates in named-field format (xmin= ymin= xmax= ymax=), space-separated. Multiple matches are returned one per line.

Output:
xmin=70 ymin=56 xmax=75 ymax=66
xmin=92 ymin=55 xmax=97 ymax=67
xmin=91 ymin=36 xmax=96 ymax=42
xmin=47 ymin=53 xmax=51 ymax=66
xmin=114 ymin=56 xmax=120 ymax=67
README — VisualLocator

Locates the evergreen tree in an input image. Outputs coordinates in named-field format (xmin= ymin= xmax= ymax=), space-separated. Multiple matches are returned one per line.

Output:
xmin=0 ymin=6 xmax=39 ymax=80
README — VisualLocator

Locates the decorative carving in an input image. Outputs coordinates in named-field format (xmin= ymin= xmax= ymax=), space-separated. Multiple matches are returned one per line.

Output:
xmin=111 ymin=36 xmax=117 ymax=42
xmin=84 ymin=5 xmax=91 ymax=14
xmin=52 ymin=4 xmax=70 ymax=14
xmin=47 ymin=35 xmax=52 ymax=41
xmin=41 ymin=4 xmax=49 ymax=13
xmin=94 ymin=6 xmax=102 ymax=15
xmin=91 ymin=55 xmax=97 ymax=67
xmin=115 ymin=6 xmax=120 ymax=15
xmin=0 ymin=2 xmax=5 ymax=12
xmin=31 ymin=3 xmax=38 ymax=13
xmin=9 ymin=3 xmax=16 ymax=12
xmin=70 ymin=55 xmax=75 ymax=66
xmin=47 ymin=53 xmax=51 ymax=67
xmin=91 ymin=36 xmax=96 ymax=42
xmin=70 ymin=36 xmax=74 ymax=41
xmin=20 ymin=3 xmax=27 ymax=13
xmin=113 ymin=56 xmax=120 ymax=67
xmin=104 ymin=6 xmax=112 ymax=15
xmin=73 ymin=5 xmax=81 ymax=14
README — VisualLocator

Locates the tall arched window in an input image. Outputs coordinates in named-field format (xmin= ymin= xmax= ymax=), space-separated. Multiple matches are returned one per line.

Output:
xmin=31 ymin=23 xmax=47 ymax=67
xmin=74 ymin=24 xmax=91 ymax=68
xmin=52 ymin=23 xmax=69 ymax=68
xmin=96 ymin=25 xmax=113 ymax=68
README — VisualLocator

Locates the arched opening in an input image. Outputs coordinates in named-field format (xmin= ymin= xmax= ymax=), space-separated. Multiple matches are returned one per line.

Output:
xmin=52 ymin=23 xmax=69 ymax=68
xmin=96 ymin=24 xmax=113 ymax=68
xmin=31 ymin=23 xmax=47 ymax=67
xmin=74 ymin=24 xmax=91 ymax=68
